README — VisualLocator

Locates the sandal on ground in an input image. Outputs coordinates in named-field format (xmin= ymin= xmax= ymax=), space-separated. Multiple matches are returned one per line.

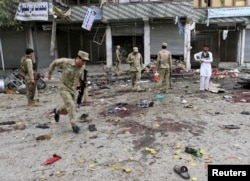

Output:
xmin=173 ymin=165 xmax=190 ymax=180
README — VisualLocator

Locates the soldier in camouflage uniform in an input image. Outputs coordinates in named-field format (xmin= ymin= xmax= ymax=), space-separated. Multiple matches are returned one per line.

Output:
xmin=126 ymin=47 xmax=144 ymax=91
xmin=115 ymin=45 xmax=122 ymax=73
xmin=156 ymin=43 xmax=172 ymax=93
xmin=47 ymin=51 xmax=89 ymax=133
xmin=20 ymin=48 xmax=40 ymax=106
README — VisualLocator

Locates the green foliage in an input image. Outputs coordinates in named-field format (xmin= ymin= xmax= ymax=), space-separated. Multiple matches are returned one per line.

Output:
xmin=0 ymin=0 xmax=24 ymax=31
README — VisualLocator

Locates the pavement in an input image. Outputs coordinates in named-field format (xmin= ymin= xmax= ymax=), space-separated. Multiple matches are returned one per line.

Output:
xmin=0 ymin=64 xmax=250 ymax=181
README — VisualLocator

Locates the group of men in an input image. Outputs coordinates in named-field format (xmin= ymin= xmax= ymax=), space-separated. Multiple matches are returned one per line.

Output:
xmin=117 ymin=43 xmax=174 ymax=93
xmin=20 ymin=43 xmax=212 ymax=134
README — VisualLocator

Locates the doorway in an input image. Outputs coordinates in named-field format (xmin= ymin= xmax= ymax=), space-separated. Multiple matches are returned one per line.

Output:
xmin=219 ymin=30 xmax=238 ymax=62
xmin=112 ymin=36 xmax=144 ymax=65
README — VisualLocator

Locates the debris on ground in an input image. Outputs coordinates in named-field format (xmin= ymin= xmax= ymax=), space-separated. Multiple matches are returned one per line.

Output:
xmin=42 ymin=154 xmax=62 ymax=166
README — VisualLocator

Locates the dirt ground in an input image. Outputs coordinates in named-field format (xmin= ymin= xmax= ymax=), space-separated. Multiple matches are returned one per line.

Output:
xmin=0 ymin=65 xmax=250 ymax=181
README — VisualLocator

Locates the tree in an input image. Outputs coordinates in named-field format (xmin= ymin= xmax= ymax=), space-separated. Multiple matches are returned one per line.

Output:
xmin=0 ymin=0 xmax=24 ymax=30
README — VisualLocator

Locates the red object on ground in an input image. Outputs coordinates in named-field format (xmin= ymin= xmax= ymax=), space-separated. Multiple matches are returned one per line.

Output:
xmin=42 ymin=154 xmax=62 ymax=165
xmin=154 ymin=71 xmax=159 ymax=82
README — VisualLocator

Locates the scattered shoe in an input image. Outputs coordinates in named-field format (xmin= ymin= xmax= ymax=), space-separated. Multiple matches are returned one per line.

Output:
xmin=36 ymin=134 xmax=51 ymax=140
xmin=136 ymin=99 xmax=154 ymax=108
xmin=0 ymin=121 xmax=16 ymax=125
xmin=185 ymin=147 xmax=202 ymax=157
xmin=72 ymin=125 xmax=80 ymax=133
xmin=80 ymin=113 xmax=89 ymax=120
xmin=89 ymin=124 xmax=97 ymax=131
xmin=173 ymin=165 xmax=190 ymax=180
xmin=116 ymin=102 xmax=128 ymax=107
xmin=241 ymin=111 xmax=250 ymax=115
xmin=35 ymin=124 xmax=49 ymax=129
xmin=148 ymin=101 xmax=154 ymax=107
xmin=54 ymin=108 xmax=60 ymax=122
xmin=184 ymin=104 xmax=193 ymax=108
xmin=223 ymin=125 xmax=240 ymax=129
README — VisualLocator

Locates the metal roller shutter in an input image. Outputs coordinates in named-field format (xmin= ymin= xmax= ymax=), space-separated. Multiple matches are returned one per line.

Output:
xmin=150 ymin=23 xmax=184 ymax=57
xmin=244 ymin=30 xmax=250 ymax=62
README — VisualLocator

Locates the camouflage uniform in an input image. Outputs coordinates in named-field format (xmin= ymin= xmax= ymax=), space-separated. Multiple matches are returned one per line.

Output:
xmin=48 ymin=58 xmax=85 ymax=126
xmin=20 ymin=55 xmax=39 ymax=105
xmin=156 ymin=44 xmax=172 ymax=93
xmin=126 ymin=48 xmax=143 ymax=90
xmin=115 ymin=45 xmax=122 ymax=73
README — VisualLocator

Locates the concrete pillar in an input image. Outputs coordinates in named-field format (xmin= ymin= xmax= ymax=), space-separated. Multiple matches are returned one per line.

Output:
xmin=240 ymin=28 xmax=246 ymax=67
xmin=26 ymin=26 xmax=34 ymax=49
xmin=184 ymin=23 xmax=191 ymax=71
xmin=26 ymin=24 xmax=37 ymax=64
xmin=105 ymin=25 xmax=112 ymax=67
xmin=50 ymin=19 xmax=57 ymax=57
xmin=144 ymin=19 xmax=150 ymax=66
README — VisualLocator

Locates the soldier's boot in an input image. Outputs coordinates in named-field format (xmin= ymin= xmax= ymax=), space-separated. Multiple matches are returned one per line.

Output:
xmin=154 ymin=89 xmax=161 ymax=93
xmin=165 ymin=87 xmax=169 ymax=94
xmin=28 ymin=100 xmax=42 ymax=107
xmin=137 ymin=86 xmax=146 ymax=92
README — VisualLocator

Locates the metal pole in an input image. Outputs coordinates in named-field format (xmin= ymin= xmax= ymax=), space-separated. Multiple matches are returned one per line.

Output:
xmin=0 ymin=38 xmax=5 ymax=70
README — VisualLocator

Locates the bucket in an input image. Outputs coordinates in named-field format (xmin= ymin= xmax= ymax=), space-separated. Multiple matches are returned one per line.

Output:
xmin=0 ymin=79 xmax=5 ymax=93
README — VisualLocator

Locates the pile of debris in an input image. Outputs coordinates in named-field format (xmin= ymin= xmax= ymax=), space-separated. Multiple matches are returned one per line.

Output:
xmin=211 ymin=68 xmax=239 ymax=79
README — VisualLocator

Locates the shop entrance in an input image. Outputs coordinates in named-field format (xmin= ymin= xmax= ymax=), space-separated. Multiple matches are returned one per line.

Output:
xmin=112 ymin=36 xmax=144 ymax=65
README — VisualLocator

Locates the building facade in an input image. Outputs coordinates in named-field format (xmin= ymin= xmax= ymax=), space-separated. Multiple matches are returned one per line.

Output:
xmin=0 ymin=0 xmax=250 ymax=70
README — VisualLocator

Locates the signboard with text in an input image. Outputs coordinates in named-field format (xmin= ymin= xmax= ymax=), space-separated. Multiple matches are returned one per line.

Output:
xmin=81 ymin=8 xmax=97 ymax=31
xmin=15 ymin=2 xmax=48 ymax=21
xmin=208 ymin=7 xmax=250 ymax=18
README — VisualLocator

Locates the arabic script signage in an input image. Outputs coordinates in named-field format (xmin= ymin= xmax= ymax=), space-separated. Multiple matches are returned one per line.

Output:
xmin=208 ymin=7 xmax=250 ymax=18
xmin=15 ymin=2 xmax=48 ymax=21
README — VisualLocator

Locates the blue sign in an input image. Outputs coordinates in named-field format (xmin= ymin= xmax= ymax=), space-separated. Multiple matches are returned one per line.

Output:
xmin=90 ymin=6 xmax=102 ymax=20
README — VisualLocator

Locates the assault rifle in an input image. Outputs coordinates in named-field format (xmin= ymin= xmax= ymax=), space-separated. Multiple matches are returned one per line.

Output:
xmin=77 ymin=69 xmax=88 ymax=108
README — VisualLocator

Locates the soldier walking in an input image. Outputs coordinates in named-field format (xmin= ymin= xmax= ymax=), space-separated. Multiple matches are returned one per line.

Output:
xmin=126 ymin=47 xmax=144 ymax=91
xmin=156 ymin=43 xmax=172 ymax=93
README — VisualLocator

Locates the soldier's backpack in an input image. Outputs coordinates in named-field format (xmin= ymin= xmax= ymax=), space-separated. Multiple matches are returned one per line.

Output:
xmin=20 ymin=56 xmax=28 ymax=73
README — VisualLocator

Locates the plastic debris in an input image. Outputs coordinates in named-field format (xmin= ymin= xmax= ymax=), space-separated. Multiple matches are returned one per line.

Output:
xmin=42 ymin=154 xmax=62 ymax=165
xmin=154 ymin=94 xmax=166 ymax=100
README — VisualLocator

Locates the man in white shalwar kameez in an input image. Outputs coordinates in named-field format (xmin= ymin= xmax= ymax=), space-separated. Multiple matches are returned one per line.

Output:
xmin=194 ymin=45 xmax=213 ymax=91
